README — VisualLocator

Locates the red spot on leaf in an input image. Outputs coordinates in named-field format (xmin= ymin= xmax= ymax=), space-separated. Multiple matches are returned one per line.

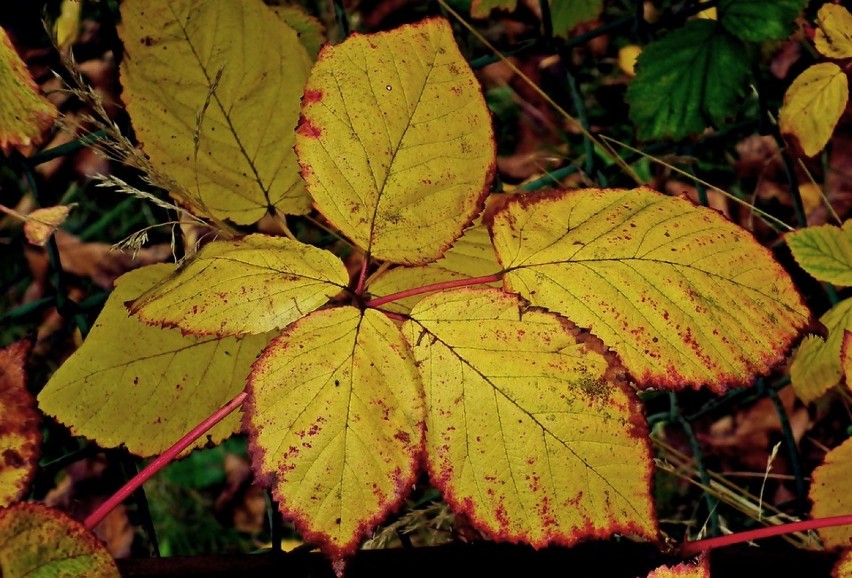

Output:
xmin=303 ymin=88 xmax=323 ymax=104
xmin=298 ymin=116 xmax=322 ymax=139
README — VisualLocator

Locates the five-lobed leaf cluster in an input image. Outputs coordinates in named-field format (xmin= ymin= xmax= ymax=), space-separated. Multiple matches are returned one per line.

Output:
xmin=34 ymin=0 xmax=815 ymax=568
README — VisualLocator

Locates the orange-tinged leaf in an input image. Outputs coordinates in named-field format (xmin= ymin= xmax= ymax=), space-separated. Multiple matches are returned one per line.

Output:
xmin=646 ymin=555 xmax=709 ymax=577
xmin=835 ymin=549 xmax=852 ymax=578
xmin=23 ymin=204 xmax=73 ymax=246
xmin=296 ymin=17 xmax=495 ymax=265
xmin=790 ymin=298 xmax=852 ymax=403
xmin=38 ymin=264 xmax=270 ymax=457
xmin=130 ymin=234 xmax=348 ymax=337
xmin=815 ymin=4 xmax=852 ymax=59
xmin=402 ymin=288 xmax=657 ymax=546
xmin=0 ymin=28 xmax=57 ymax=154
xmin=810 ymin=437 xmax=852 ymax=549
xmin=779 ymin=63 xmax=848 ymax=158
xmin=0 ymin=503 xmax=119 ymax=577
xmin=118 ymin=0 xmax=312 ymax=224
xmin=489 ymin=188 xmax=810 ymax=391
xmin=0 ymin=340 xmax=40 ymax=508
xmin=786 ymin=221 xmax=852 ymax=287
xmin=245 ymin=307 xmax=424 ymax=558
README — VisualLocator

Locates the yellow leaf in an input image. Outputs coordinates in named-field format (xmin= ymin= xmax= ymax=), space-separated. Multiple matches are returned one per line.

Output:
xmin=118 ymin=0 xmax=312 ymax=224
xmin=268 ymin=4 xmax=326 ymax=61
xmin=786 ymin=221 xmax=852 ymax=286
xmin=844 ymin=330 xmax=852 ymax=393
xmin=790 ymin=297 xmax=852 ymax=403
xmin=779 ymin=63 xmax=848 ymax=158
xmin=835 ymin=549 xmax=852 ymax=578
xmin=646 ymin=555 xmax=709 ymax=578
xmin=815 ymin=3 xmax=852 ymax=59
xmin=0 ymin=28 xmax=57 ymax=154
xmin=489 ymin=188 xmax=810 ymax=391
xmin=810 ymin=437 xmax=852 ymax=549
xmin=402 ymin=288 xmax=657 ymax=546
xmin=23 ymin=204 xmax=73 ymax=246
xmin=0 ymin=503 xmax=119 ymax=577
xmin=798 ymin=181 xmax=824 ymax=216
xmin=366 ymin=213 xmax=502 ymax=314
xmin=618 ymin=45 xmax=642 ymax=77
xmin=0 ymin=341 xmax=40 ymax=508
xmin=130 ymin=234 xmax=348 ymax=337
xmin=296 ymin=17 xmax=496 ymax=265
xmin=470 ymin=0 xmax=518 ymax=19
xmin=38 ymin=265 xmax=270 ymax=457
xmin=246 ymin=307 xmax=424 ymax=558
xmin=53 ymin=0 xmax=82 ymax=50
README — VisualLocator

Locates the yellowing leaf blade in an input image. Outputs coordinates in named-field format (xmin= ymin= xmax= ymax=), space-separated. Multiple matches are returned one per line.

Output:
xmin=245 ymin=307 xmax=424 ymax=558
xmin=0 ymin=340 xmax=41 ymax=508
xmin=0 ymin=28 xmax=57 ymax=153
xmin=815 ymin=4 xmax=852 ymax=59
xmin=118 ymin=0 xmax=312 ymax=224
xmin=786 ymin=222 xmax=852 ymax=286
xmin=791 ymin=298 xmax=852 ymax=403
xmin=38 ymin=265 xmax=270 ymax=457
xmin=810 ymin=437 xmax=852 ymax=549
xmin=779 ymin=63 xmax=848 ymax=158
xmin=490 ymin=188 xmax=810 ymax=391
xmin=269 ymin=4 xmax=326 ymax=61
xmin=130 ymin=234 xmax=348 ymax=337
xmin=296 ymin=17 xmax=496 ymax=264
xmin=23 ymin=204 xmax=73 ymax=246
xmin=403 ymin=288 xmax=657 ymax=546
xmin=0 ymin=503 xmax=119 ymax=577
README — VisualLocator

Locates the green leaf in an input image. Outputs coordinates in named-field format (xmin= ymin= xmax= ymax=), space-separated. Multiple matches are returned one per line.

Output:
xmin=786 ymin=221 xmax=852 ymax=286
xmin=489 ymin=188 xmax=810 ymax=391
xmin=118 ymin=0 xmax=312 ymax=224
xmin=470 ymin=0 xmax=517 ymax=19
xmin=551 ymin=0 xmax=605 ymax=38
xmin=38 ymin=265 xmax=270 ymax=457
xmin=0 ymin=341 xmax=40 ymax=508
xmin=717 ymin=0 xmax=807 ymax=42
xmin=790 ymin=297 xmax=852 ymax=403
xmin=130 ymin=234 xmax=349 ymax=337
xmin=627 ymin=20 xmax=749 ymax=141
xmin=402 ymin=288 xmax=657 ymax=545
xmin=245 ymin=307 xmax=424 ymax=558
xmin=0 ymin=503 xmax=119 ymax=577
xmin=295 ymin=17 xmax=496 ymax=265
xmin=269 ymin=4 xmax=326 ymax=61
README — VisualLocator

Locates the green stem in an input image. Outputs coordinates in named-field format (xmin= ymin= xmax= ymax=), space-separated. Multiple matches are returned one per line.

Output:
xmin=84 ymin=391 xmax=247 ymax=531
xmin=27 ymin=130 xmax=108 ymax=167
xmin=565 ymin=71 xmax=594 ymax=179
xmin=680 ymin=514 xmax=852 ymax=557
xmin=365 ymin=273 xmax=503 ymax=309
xmin=767 ymin=387 xmax=806 ymax=517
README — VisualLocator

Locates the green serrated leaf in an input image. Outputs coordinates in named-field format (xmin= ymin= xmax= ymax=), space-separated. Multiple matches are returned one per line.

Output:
xmin=786 ymin=221 xmax=852 ymax=286
xmin=627 ymin=20 xmax=750 ymax=141
xmin=717 ymin=0 xmax=807 ymax=42
xmin=550 ymin=0 xmax=605 ymax=38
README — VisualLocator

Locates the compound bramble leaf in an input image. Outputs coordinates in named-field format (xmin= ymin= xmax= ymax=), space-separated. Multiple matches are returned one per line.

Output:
xmin=130 ymin=235 xmax=348 ymax=337
xmin=367 ymin=212 xmax=502 ymax=314
xmin=0 ymin=503 xmax=119 ymax=577
xmin=245 ymin=307 xmax=424 ymax=558
xmin=402 ymin=288 xmax=657 ymax=546
xmin=790 ymin=297 xmax=852 ymax=403
xmin=779 ymin=63 xmax=848 ymax=158
xmin=470 ymin=0 xmax=517 ymax=19
xmin=551 ymin=0 xmax=605 ymax=38
xmin=717 ymin=0 xmax=806 ymax=42
xmin=787 ymin=221 xmax=852 ymax=286
xmin=118 ymin=0 xmax=312 ymax=224
xmin=0 ymin=27 xmax=57 ymax=154
xmin=627 ymin=20 xmax=749 ymax=141
xmin=0 ymin=341 xmax=40 ymax=508
xmin=269 ymin=4 xmax=326 ymax=62
xmin=296 ymin=17 xmax=495 ymax=265
xmin=38 ymin=265 xmax=270 ymax=457
xmin=815 ymin=4 xmax=852 ymax=59
xmin=489 ymin=188 xmax=810 ymax=391
xmin=646 ymin=555 xmax=709 ymax=578
xmin=810 ymin=437 xmax=852 ymax=549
